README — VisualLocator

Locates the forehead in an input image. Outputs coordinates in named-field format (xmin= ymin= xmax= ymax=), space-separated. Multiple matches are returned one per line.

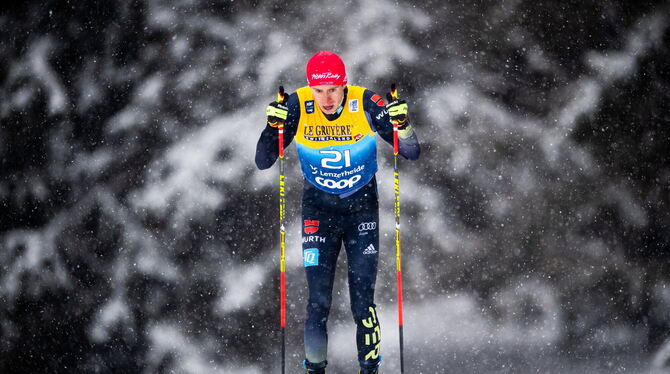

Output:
xmin=311 ymin=85 xmax=344 ymax=91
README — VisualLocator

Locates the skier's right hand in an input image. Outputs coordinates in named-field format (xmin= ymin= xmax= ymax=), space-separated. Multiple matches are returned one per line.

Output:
xmin=266 ymin=89 xmax=289 ymax=128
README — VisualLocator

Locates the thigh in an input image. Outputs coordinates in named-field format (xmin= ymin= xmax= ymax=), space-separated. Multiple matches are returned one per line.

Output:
xmin=343 ymin=206 xmax=380 ymax=302
xmin=302 ymin=206 xmax=343 ymax=302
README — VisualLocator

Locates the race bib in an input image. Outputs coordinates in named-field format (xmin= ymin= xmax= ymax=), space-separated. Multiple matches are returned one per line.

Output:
xmin=294 ymin=85 xmax=378 ymax=195
xmin=297 ymin=135 xmax=377 ymax=194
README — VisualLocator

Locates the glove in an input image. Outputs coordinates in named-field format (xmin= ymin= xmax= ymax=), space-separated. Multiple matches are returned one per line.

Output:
xmin=386 ymin=84 xmax=414 ymax=138
xmin=266 ymin=87 xmax=289 ymax=128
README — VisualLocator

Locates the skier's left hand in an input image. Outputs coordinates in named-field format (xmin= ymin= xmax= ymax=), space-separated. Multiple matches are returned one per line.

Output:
xmin=386 ymin=85 xmax=414 ymax=138
xmin=386 ymin=86 xmax=409 ymax=129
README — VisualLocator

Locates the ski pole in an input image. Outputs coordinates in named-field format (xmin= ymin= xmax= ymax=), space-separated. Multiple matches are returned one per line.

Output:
xmin=389 ymin=83 xmax=405 ymax=374
xmin=277 ymin=85 xmax=287 ymax=374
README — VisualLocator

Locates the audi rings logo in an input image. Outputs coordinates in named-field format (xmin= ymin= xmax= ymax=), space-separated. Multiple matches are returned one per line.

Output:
xmin=358 ymin=222 xmax=377 ymax=231
xmin=315 ymin=175 xmax=361 ymax=190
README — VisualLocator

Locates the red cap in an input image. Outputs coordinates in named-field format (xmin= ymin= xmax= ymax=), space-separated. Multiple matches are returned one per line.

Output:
xmin=306 ymin=51 xmax=348 ymax=86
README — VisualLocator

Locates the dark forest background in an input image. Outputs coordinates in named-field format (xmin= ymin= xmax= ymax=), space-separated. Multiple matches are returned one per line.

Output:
xmin=1 ymin=0 xmax=670 ymax=373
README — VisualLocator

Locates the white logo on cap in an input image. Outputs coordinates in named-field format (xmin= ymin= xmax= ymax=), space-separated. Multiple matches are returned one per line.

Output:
xmin=311 ymin=72 xmax=342 ymax=80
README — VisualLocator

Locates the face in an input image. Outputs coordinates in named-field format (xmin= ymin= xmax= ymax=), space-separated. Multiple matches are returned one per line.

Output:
xmin=310 ymin=85 xmax=345 ymax=114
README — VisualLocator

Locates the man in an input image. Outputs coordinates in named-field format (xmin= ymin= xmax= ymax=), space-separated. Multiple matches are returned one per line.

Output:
xmin=255 ymin=51 xmax=420 ymax=374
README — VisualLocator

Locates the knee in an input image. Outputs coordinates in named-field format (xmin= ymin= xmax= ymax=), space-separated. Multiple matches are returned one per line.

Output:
xmin=307 ymin=294 xmax=332 ymax=319
xmin=353 ymin=303 xmax=379 ymax=327
xmin=351 ymin=293 xmax=375 ymax=320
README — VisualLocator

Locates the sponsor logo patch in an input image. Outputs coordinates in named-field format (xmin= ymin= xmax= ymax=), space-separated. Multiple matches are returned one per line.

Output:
xmin=349 ymin=99 xmax=359 ymax=113
xmin=304 ymin=135 xmax=353 ymax=142
xmin=375 ymin=109 xmax=388 ymax=121
xmin=304 ymin=220 xmax=320 ymax=234
xmin=315 ymin=175 xmax=361 ymax=190
xmin=358 ymin=221 xmax=377 ymax=236
xmin=358 ymin=222 xmax=377 ymax=232
xmin=306 ymin=100 xmax=315 ymax=114
xmin=302 ymin=124 xmax=354 ymax=142
xmin=303 ymin=236 xmax=326 ymax=244
xmin=304 ymin=248 xmax=319 ymax=267
xmin=362 ymin=244 xmax=378 ymax=255
xmin=311 ymin=72 xmax=342 ymax=81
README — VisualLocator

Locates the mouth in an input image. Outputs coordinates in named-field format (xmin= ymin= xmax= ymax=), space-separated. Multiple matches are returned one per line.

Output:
xmin=322 ymin=104 xmax=335 ymax=112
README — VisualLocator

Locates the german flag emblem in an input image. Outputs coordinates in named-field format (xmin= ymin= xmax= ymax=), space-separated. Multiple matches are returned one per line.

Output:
xmin=304 ymin=220 xmax=320 ymax=234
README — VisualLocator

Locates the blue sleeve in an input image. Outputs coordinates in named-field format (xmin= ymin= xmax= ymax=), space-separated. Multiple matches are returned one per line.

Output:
xmin=255 ymin=92 xmax=300 ymax=170
xmin=363 ymin=89 xmax=420 ymax=161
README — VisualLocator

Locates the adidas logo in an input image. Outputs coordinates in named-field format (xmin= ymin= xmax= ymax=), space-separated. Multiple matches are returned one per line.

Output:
xmin=362 ymin=244 xmax=377 ymax=255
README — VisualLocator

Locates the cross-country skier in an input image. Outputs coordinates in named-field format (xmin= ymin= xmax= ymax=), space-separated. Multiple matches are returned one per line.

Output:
xmin=255 ymin=51 xmax=420 ymax=374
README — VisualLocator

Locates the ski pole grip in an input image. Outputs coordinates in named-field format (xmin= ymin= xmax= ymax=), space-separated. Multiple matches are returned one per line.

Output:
xmin=277 ymin=86 xmax=285 ymax=157
xmin=278 ymin=86 xmax=286 ymax=104
xmin=390 ymin=83 xmax=398 ymax=101
xmin=390 ymin=84 xmax=399 ymax=154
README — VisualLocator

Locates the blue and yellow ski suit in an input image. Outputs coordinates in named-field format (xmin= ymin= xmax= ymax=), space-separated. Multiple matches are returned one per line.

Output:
xmin=255 ymin=85 xmax=420 ymax=371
